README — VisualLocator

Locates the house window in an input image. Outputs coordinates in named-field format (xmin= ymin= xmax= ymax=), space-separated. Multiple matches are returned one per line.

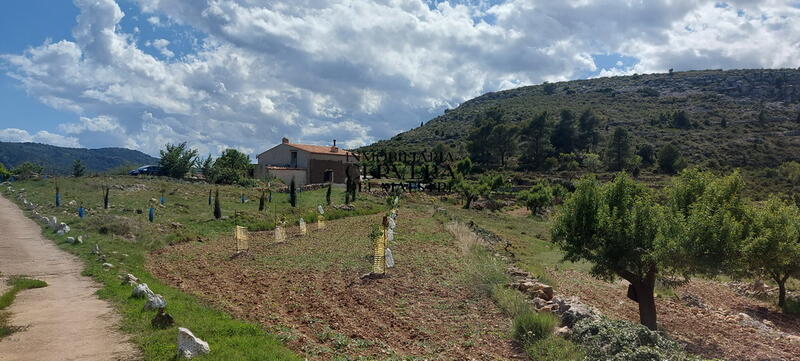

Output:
xmin=323 ymin=170 xmax=334 ymax=183
xmin=290 ymin=151 xmax=297 ymax=168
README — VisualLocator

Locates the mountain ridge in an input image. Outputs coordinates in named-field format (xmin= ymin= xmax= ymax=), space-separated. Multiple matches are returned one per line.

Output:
xmin=0 ymin=141 xmax=159 ymax=175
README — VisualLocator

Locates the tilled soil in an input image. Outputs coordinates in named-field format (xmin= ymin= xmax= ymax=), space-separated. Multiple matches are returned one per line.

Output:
xmin=149 ymin=213 xmax=525 ymax=360
xmin=554 ymin=269 xmax=800 ymax=361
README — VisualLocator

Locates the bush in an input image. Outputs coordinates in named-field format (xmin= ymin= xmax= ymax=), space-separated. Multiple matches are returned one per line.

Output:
xmin=512 ymin=311 xmax=558 ymax=345
xmin=571 ymin=317 xmax=707 ymax=361
xmin=525 ymin=335 xmax=585 ymax=361
xmin=12 ymin=162 xmax=43 ymax=180
xmin=782 ymin=297 xmax=800 ymax=315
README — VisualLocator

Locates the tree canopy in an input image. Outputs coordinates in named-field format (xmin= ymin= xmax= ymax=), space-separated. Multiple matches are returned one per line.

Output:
xmin=159 ymin=142 xmax=198 ymax=179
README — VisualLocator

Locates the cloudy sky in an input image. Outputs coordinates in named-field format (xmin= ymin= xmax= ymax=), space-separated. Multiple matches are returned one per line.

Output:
xmin=1 ymin=0 xmax=799 ymax=158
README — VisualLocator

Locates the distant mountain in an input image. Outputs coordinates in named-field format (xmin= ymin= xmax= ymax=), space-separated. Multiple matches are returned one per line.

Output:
xmin=363 ymin=68 xmax=800 ymax=171
xmin=0 ymin=142 xmax=159 ymax=175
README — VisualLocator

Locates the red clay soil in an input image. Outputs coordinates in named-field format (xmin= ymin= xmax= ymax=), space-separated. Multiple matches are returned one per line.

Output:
xmin=148 ymin=214 xmax=525 ymax=360
xmin=554 ymin=269 xmax=800 ymax=361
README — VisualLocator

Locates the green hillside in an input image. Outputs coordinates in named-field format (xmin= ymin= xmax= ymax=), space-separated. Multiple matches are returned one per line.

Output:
xmin=364 ymin=68 xmax=800 ymax=171
xmin=0 ymin=142 xmax=158 ymax=175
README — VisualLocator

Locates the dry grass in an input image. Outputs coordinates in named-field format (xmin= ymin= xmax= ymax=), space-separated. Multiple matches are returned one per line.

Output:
xmin=445 ymin=221 xmax=485 ymax=254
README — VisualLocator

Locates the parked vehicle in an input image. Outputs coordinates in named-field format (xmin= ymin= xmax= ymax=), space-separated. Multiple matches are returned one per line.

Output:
xmin=128 ymin=165 xmax=163 ymax=176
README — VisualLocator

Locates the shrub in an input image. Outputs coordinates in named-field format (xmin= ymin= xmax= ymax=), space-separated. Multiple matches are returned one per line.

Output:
xmin=72 ymin=159 xmax=86 ymax=177
xmin=12 ymin=162 xmax=43 ymax=180
xmin=159 ymin=142 xmax=198 ymax=179
xmin=89 ymin=215 xmax=135 ymax=236
xmin=525 ymin=335 xmax=585 ymax=361
xmin=512 ymin=311 xmax=558 ymax=345
xmin=571 ymin=317 xmax=706 ymax=361
xmin=783 ymin=297 xmax=800 ymax=315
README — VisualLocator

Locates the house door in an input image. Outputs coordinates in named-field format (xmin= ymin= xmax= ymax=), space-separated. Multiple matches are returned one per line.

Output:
xmin=323 ymin=170 xmax=333 ymax=183
xmin=290 ymin=151 xmax=297 ymax=168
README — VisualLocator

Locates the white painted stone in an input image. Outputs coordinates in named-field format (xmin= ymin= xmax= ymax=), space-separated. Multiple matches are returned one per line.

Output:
xmin=132 ymin=283 xmax=155 ymax=299
xmin=144 ymin=294 xmax=167 ymax=310
xmin=385 ymin=248 xmax=395 ymax=268
xmin=177 ymin=327 xmax=210 ymax=358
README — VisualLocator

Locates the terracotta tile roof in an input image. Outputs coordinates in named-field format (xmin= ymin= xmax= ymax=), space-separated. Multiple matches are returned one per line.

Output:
xmin=286 ymin=143 xmax=356 ymax=157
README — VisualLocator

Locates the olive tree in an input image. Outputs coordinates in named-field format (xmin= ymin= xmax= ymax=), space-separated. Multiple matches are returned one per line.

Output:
xmin=516 ymin=182 xmax=554 ymax=215
xmin=159 ymin=142 xmax=198 ymax=179
xmin=552 ymin=174 xmax=665 ymax=330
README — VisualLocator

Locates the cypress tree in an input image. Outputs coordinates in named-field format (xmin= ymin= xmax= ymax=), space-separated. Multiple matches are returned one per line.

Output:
xmin=326 ymin=182 xmax=332 ymax=205
xmin=289 ymin=177 xmax=297 ymax=207
xmin=214 ymin=189 xmax=222 ymax=219
xmin=103 ymin=186 xmax=110 ymax=209
xmin=208 ymin=189 xmax=212 ymax=206
xmin=259 ymin=190 xmax=266 ymax=211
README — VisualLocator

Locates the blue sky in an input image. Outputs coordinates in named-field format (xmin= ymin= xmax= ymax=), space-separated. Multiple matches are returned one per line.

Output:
xmin=1 ymin=0 xmax=798 ymax=157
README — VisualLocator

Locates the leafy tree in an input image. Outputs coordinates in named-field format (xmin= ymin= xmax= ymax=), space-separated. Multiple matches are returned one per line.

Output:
xmin=743 ymin=197 xmax=800 ymax=308
xmin=779 ymin=161 xmax=800 ymax=185
xmin=671 ymin=111 xmax=691 ymax=129
xmin=657 ymin=144 xmax=687 ymax=174
xmin=582 ymin=153 xmax=602 ymax=172
xmin=489 ymin=123 xmax=517 ymax=167
xmin=289 ymin=177 xmax=297 ymax=207
xmin=551 ymin=109 xmax=577 ymax=154
xmin=455 ymin=157 xmax=473 ymax=176
xmin=12 ymin=162 xmax=43 ymax=180
xmin=517 ymin=182 xmax=554 ymax=215
xmin=198 ymin=154 xmax=214 ymax=180
xmin=606 ymin=128 xmax=633 ymax=171
xmin=552 ymin=174 xmax=665 ymax=330
xmin=211 ymin=149 xmax=251 ymax=185
xmin=213 ymin=189 xmax=221 ymax=219
xmin=453 ymin=175 xmax=487 ymax=209
xmin=578 ymin=109 xmax=601 ymax=151
xmin=636 ymin=144 xmax=656 ymax=166
xmin=667 ymin=170 xmax=749 ymax=276
xmin=72 ymin=159 xmax=86 ymax=177
xmin=159 ymin=142 xmax=198 ymax=179
xmin=0 ymin=162 xmax=12 ymax=180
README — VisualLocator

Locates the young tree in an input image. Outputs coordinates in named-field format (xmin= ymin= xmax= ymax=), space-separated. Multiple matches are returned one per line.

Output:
xmin=519 ymin=112 xmax=552 ymax=170
xmin=289 ymin=177 xmax=297 ymax=207
xmin=159 ymin=142 xmax=198 ymax=179
xmin=551 ymin=109 xmax=577 ymax=154
xmin=636 ymin=144 xmax=656 ymax=166
xmin=516 ymin=182 xmax=554 ymax=215
xmin=454 ymin=177 xmax=486 ymax=209
xmin=213 ymin=189 xmax=222 ymax=219
xmin=743 ymin=197 xmax=800 ymax=308
xmin=103 ymin=186 xmax=110 ymax=209
xmin=259 ymin=190 xmax=266 ymax=212
xmin=72 ymin=159 xmax=86 ymax=177
xmin=552 ymin=174 xmax=665 ymax=330
xmin=657 ymin=144 xmax=687 ymax=174
xmin=455 ymin=157 xmax=473 ymax=176
xmin=582 ymin=153 xmax=602 ymax=172
xmin=606 ymin=128 xmax=633 ymax=171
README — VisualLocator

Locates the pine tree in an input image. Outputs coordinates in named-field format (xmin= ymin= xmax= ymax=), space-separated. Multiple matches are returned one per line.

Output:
xmin=214 ymin=189 xmax=222 ymax=219
xmin=606 ymin=128 xmax=633 ymax=171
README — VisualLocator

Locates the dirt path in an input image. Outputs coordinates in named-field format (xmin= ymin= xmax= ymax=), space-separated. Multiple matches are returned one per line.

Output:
xmin=0 ymin=194 xmax=138 ymax=361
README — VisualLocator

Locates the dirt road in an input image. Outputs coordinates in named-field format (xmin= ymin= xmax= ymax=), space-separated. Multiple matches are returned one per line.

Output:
xmin=0 ymin=194 xmax=138 ymax=361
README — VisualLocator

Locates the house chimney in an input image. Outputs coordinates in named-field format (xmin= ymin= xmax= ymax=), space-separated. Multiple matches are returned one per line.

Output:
xmin=333 ymin=139 xmax=336 ymax=147
xmin=282 ymin=137 xmax=289 ymax=144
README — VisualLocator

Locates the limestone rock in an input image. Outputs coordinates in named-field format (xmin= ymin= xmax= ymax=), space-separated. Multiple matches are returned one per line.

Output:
xmin=177 ymin=327 xmax=210 ymax=358
xmin=91 ymin=244 xmax=101 ymax=255
xmin=102 ymin=263 xmax=114 ymax=269
xmin=76 ymin=235 xmax=84 ymax=244
xmin=144 ymin=294 xmax=167 ymax=310
xmin=121 ymin=273 xmax=139 ymax=286
xmin=132 ymin=283 xmax=155 ymax=299
xmin=66 ymin=237 xmax=76 ymax=244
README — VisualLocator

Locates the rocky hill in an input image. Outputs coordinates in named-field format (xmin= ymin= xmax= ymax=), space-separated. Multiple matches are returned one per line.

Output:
xmin=364 ymin=69 xmax=800 ymax=170
xmin=0 ymin=142 xmax=159 ymax=175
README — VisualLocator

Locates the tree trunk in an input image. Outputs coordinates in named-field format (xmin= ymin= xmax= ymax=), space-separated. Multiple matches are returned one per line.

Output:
xmin=633 ymin=280 xmax=657 ymax=330
xmin=776 ymin=275 xmax=789 ymax=308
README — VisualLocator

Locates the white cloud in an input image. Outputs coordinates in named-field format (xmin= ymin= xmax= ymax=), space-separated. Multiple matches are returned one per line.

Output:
xmin=0 ymin=128 xmax=82 ymax=148
xmin=2 ymin=0 xmax=800 ymax=157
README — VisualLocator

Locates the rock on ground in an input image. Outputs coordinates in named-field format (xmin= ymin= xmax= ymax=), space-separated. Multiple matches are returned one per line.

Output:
xmin=177 ymin=327 xmax=210 ymax=358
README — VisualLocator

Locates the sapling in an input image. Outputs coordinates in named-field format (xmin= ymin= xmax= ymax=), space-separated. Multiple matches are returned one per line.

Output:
xmin=103 ymin=186 xmax=110 ymax=209
xmin=326 ymin=182 xmax=332 ymax=205
xmin=289 ymin=177 xmax=297 ymax=207
xmin=54 ymin=178 xmax=61 ymax=207
xmin=259 ymin=190 xmax=266 ymax=211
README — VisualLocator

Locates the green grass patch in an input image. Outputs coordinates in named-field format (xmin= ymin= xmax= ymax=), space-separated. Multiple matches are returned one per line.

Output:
xmin=525 ymin=335 xmax=585 ymax=361
xmin=490 ymin=284 xmax=531 ymax=318
xmin=512 ymin=311 xmax=558 ymax=345
xmin=0 ymin=276 xmax=48 ymax=340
